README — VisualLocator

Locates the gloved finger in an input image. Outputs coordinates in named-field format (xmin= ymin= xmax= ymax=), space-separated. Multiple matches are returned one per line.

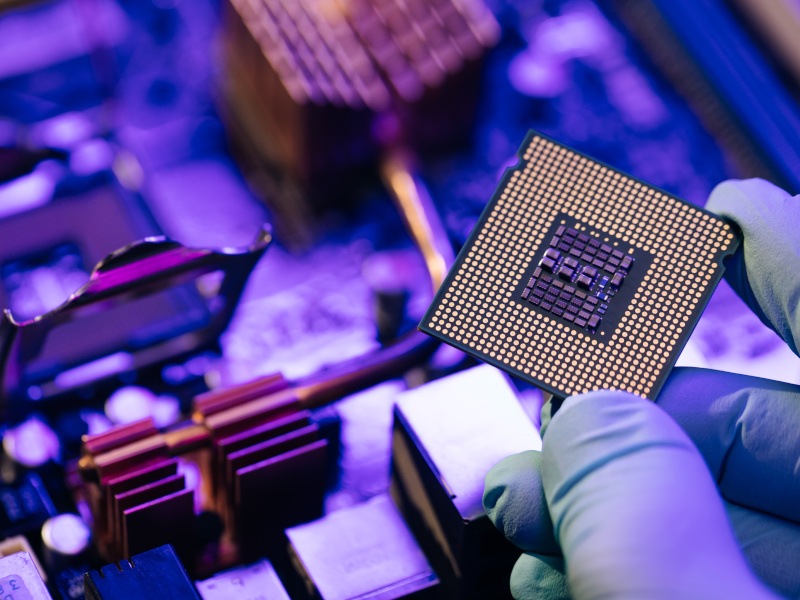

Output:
xmin=725 ymin=501 xmax=800 ymax=599
xmin=706 ymin=178 xmax=800 ymax=356
xmin=483 ymin=450 xmax=561 ymax=555
xmin=483 ymin=450 xmax=560 ymax=555
xmin=509 ymin=553 xmax=570 ymax=600
xmin=540 ymin=396 xmax=563 ymax=438
xmin=659 ymin=367 xmax=800 ymax=523
xmin=543 ymin=391 xmax=777 ymax=600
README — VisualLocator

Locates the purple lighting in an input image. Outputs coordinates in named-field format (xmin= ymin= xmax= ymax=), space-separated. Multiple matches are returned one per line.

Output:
xmin=3 ymin=415 xmax=60 ymax=468
xmin=55 ymin=352 xmax=134 ymax=391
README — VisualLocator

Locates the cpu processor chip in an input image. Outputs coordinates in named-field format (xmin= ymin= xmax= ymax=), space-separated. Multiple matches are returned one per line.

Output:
xmin=420 ymin=132 xmax=740 ymax=399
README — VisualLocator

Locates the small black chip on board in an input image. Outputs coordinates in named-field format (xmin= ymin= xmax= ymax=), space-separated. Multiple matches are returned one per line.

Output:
xmin=420 ymin=132 xmax=740 ymax=400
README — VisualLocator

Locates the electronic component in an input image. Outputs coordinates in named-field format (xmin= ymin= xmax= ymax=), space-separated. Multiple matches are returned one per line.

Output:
xmin=287 ymin=494 xmax=439 ymax=600
xmin=196 ymin=559 xmax=290 ymax=600
xmin=421 ymin=132 xmax=740 ymax=399
xmin=86 ymin=445 xmax=195 ymax=561
xmin=0 ymin=551 xmax=52 ymax=600
xmin=0 ymin=207 xmax=270 ymax=414
xmin=611 ymin=0 xmax=800 ymax=193
xmin=84 ymin=544 xmax=200 ymax=600
xmin=53 ymin=566 xmax=88 ymax=600
xmin=0 ymin=473 xmax=56 ymax=537
xmin=519 ymin=223 xmax=642 ymax=334
xmin=218 ymin=0 xmax=498 ymax=241
xmin=104 ymin=386 xmax=180 ymax=428
xmin=1 ymin=243 xmax=88 ymax=322
xmin=391 ymin=365 xmax=539 ymax=599
xmin=78 ymin=373 xmax=328 ymax=564
xmin=0 ymin=537 xmax=47 ymax=582
xmin=40 ymin=514 xmax=91 ymax=571
xmin=730 ymin=0 xmax=800 ymax=88
xmin=0 ymin=0 xmax=127 ymax=123
xmin=199 ymin=386 xmax=328 ymax=560
xmin=2 ymin=416 xmax=60 ymax=468
xmin=76 ymin=415 xmax=196 ymax=562
xmin=221 ymin=0 xmax=498 ymax=179
xmin=202 ymin=385 xmax=327 ymax=561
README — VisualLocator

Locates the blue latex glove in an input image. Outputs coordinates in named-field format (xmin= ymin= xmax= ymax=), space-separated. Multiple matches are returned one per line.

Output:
xmin=484 ymin=179 xmax=800 ymax=600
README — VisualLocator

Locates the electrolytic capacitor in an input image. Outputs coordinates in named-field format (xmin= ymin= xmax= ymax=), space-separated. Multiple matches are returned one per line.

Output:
xmin=105 ymin=386 xmax=181 ymax=428
xmin=41 ymin=514 xmax=91 ymax=572
xmin=3 ymin=416 xmax=60 ymax=470
xmin=362 ymin=252 xmax=420 ymax=344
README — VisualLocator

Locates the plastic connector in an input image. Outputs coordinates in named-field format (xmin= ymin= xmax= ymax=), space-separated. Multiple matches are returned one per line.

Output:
xmin=0 ymin=551 xmax=52 ymax=600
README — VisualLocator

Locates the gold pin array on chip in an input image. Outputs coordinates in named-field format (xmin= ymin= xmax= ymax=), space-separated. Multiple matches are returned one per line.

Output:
xmin=420 ymin=132 xmax=740 ymax=400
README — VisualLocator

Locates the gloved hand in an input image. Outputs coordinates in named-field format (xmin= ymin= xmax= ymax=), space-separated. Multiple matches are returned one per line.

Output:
xmin=483 ymin=179 xmax=800 ymax=600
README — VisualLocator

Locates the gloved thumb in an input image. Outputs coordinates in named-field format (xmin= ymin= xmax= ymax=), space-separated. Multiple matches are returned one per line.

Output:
xmin=541 ymin=390 xmax=779 ymax=600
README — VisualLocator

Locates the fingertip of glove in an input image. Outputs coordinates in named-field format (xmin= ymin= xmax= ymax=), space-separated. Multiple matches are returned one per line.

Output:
xmin=544 ymin=389 xmax=695 ymax=461
xmin=483 ymin=451 xmax=539 ymax=520
xmin=483 ymin=451 xmax=559 ymax=554
xmin=482 ymin=474 xmax=504 ymax=517
xmin=706 ymin=178 xmax=790 ymax=220
xmin=540 ymin=396 xmax=563 ymax=438
xmin=708 ymin=177 xmax=769 ymax=200
xmin=510 ymin=553 xmax=569 ymax=600
xmin=556 ymin=389 xmax=647 ymax=422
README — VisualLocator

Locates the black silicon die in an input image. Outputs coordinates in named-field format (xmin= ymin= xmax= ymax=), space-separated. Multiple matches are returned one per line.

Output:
xmin=515 ymin=215 xmax=652 ymax=339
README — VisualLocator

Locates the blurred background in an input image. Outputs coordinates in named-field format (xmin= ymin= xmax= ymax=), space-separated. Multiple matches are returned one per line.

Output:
xmin=0 ymin=0 xmax=798 ymax=598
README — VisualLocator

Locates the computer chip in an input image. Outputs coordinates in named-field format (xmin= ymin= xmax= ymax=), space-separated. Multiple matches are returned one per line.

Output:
xmin=420 ymin=132 xmax=740 ymax=400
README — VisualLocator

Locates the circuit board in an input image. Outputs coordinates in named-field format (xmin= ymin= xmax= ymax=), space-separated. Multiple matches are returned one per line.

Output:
xmin=3 ymin=0 xmax=798 ymax=597
xmin=421 ymin=131 xmax=741 ymax=400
